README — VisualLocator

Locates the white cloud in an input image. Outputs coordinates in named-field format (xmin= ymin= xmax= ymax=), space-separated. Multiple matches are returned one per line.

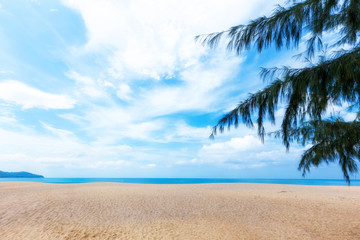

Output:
xmin=60 ymin=105 xmax=166 ymax=142
xmin=60 ymin=0 xmax=276 ymax=85
xmin=86 ymin=160 xmax=130 ymax=169
xmin=2 ymin=0 xmax=297 ymax=176
xmin=196 ymin=135 xmax=305 ymax=168
xmin=30 ymin=0 xmax=40 ymax=5
xmin=66 ymin=71 xmax=107 ymax=99
xmin=166 ymin=122 xmax=211 ymax=142
xmin=0 ymin=80 xmax=75 ymax=109
xmin=116 ymin=83 xmax=132 ymax=100
xmin=0 ymin=70 xmax=12 ymax=74
xmin=54 ymin=0 xmax=282 ymax=144
xmin=143 ymin=163 xmax=156 ymax=168
xmin=0 ymin=123 xmax=134 ymax=173
xmin=61 ymin=0 xmax=267 ymax=80
xmin=201 ymin=135 xmax=262 ymax=157
xmin=136 ymin=55 xmax=243 ymax=116
xmin=58 ymin=54 xmax=244 ymax=143
xmin=41 ymin=122 xmax=76 ymax=139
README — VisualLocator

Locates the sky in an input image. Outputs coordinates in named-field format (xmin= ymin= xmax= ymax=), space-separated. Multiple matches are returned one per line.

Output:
xmin=0 ymin=0 xmax=350 ymax=178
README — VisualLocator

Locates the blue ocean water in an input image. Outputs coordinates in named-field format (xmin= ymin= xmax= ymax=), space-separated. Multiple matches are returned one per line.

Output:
xmin=0 ymin=178 xmax=359 ymax=186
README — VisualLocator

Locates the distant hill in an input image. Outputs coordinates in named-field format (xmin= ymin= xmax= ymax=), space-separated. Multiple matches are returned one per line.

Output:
xmin=0 ymin=171 xmax=44 ymax=178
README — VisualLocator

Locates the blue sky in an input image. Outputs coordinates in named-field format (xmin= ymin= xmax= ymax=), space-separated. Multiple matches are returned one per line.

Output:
xmin=0 ymin=0 xmax=350 ymax=178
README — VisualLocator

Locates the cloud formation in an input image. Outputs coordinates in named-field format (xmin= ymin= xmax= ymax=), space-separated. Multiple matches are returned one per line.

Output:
xmin=0 ymin=80 xmax=75 ymax=109
xmin=0 ymin=0 xmax=341 ymax=179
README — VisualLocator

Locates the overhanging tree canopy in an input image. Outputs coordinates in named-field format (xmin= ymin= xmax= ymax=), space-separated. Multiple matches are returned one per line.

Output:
xmin=197 ymin=0 xmax=360 ymax=183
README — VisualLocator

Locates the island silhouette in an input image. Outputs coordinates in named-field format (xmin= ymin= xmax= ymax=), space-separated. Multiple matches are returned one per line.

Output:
xmin=0 ymin=170 xmax=44 ymax=178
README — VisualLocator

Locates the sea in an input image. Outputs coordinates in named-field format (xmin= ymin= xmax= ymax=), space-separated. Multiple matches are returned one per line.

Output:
xmin=0 ymin=178 xmax=359 ymax=186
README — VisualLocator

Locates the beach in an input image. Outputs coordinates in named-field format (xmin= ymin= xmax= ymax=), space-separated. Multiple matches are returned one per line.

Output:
xmin=0 ymin=182 xmax=359 ymax=240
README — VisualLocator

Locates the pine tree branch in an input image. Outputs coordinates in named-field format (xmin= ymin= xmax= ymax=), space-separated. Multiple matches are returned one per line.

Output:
xmin=210 ymin=79 xmax=284 ymax=141
xmin=196 ymin=0 xmax=345 ymax=56
xmin=272 ymin=118 xmax=360 ymax=183
xmin=211 ymin=47 xmax=360 ymax=144
xmin=202 ymin=0 xmax=360 ymax=182
xmin=197 ymin=0 xmax=360 ymax=57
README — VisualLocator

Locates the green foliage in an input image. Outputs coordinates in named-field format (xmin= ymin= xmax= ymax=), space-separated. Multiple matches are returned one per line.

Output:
xmin=199 ymin=0 xmax=360 ymax=183
xmin=272 ymin=118 xmax=360 ymax=181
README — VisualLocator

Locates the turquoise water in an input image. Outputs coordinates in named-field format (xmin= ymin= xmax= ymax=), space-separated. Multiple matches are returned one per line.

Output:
xmin=0 ymin=178 xmax=359 ymax=186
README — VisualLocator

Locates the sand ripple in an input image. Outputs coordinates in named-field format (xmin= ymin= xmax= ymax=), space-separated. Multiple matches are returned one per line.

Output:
xmin=0 ymin=182 xmax=359 ymax=239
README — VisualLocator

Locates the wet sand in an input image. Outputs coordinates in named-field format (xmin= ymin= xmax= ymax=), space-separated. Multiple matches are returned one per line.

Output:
xmin=0 ymin=182 xmax=359 ymax=240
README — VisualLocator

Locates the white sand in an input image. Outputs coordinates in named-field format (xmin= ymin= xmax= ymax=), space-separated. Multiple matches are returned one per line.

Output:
xmin=0 ymin=182 xmax=359 ymax=239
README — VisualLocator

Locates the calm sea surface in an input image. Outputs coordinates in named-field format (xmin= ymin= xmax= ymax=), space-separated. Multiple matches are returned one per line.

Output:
xmin=0 ymin=178 xmax=359 ymax=186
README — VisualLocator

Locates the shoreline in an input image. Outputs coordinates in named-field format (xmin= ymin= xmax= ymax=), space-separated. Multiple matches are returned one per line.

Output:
xmin=0 ymin=181 xmax=359 ymax=186
xmin=0 ymin=177 xmax=358 ymax=186
xmin=1 ymin=182 xmax=359 ymax=239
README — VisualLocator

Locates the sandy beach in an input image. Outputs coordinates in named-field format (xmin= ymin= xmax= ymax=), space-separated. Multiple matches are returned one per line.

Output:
xmin=0 ymin=182 xmax=359 ymax=240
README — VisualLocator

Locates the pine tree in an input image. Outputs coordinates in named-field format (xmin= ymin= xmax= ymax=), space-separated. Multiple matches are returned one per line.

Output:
xmin=197 ymin=0 xmax=360 ymax=183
